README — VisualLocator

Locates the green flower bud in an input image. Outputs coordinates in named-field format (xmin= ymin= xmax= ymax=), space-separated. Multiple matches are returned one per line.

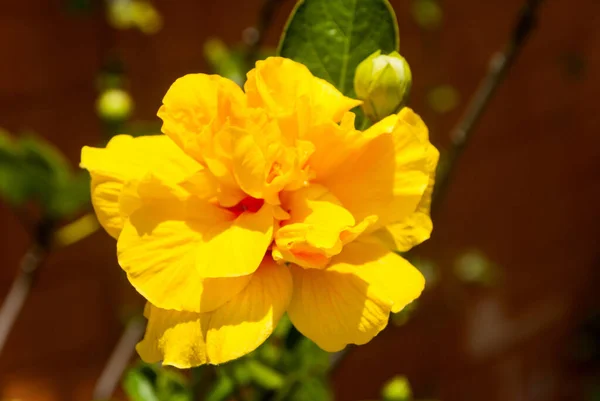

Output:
xmin=354 ymin=50 xmax=412 ymax=122
xmin=96 ymin=88 xmax=133 ymax=121
xmin=381 ymin=376 xmax=412 ymax=401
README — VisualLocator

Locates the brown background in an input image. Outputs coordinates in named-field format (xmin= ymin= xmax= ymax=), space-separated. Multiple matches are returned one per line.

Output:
xmin=0 ymin=0 xmax=599 ymax=400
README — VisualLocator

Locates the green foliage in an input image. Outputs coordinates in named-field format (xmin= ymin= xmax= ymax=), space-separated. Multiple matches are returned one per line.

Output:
xmin=278 ymin=0 xmax=399 ymax=98
xmin=0 ymin=130 xmax=90 ymax=219
xmin=204 ymin=39 xmax=248 ymax=87
xmin=203 ymin=39 xmax=275 ymax=87
xmin=123 ymin=362 xmax=192 ymax=401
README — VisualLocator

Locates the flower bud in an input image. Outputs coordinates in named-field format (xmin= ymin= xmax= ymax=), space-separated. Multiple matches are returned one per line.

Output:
xmin=96 ymin=88 xmax=133 ymax=121
xmin=354 ymin=50 xmax=412 ymax=122
xmin=381 ymin=376 xmax=412 ymax=401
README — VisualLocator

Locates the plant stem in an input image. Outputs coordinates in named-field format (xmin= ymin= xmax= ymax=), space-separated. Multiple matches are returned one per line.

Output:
xmin=92 ymin=316 xmax=146 ymax=400
xmin=0 ymin=246 xmax=46 ymax=356
xmin=431 ymin=0 xmax=545 ymax=213
xmin=330 ymin=0 xmax=545 ymax=373
xmin=0 ymin=219 xmax=54 ymax=357
xmin=246 ymin=0 xmax=285 ymax=64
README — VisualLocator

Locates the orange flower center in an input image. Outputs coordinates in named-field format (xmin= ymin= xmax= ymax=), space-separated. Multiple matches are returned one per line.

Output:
xmin=226 ymin=196 xmax=264 ymax=217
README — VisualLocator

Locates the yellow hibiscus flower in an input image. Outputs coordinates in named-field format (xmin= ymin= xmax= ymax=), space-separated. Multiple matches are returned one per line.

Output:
xmin=80 ymin=57 xmax=438 ymax=368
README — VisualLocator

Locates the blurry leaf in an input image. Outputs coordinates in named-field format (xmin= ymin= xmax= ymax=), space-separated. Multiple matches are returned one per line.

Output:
xmin=258 ymin=341 xmax=282 ymax=366
xmin=230 ymin=360 xmax=253 ymax=386
xmin=48 ymin=171 xmax=91 ymax=219
xmin=123 ymin=366 xmax=160 ymax=401
xmin=411 ymin=0 xmax=443 ymax=31
xmin=289 ymin=376 xmax=333 ymax=401
xmin=205 ymin=371 xmax=235 ymax=401
xmin=18 ymin=134 xmax=71 ymax=212
xmin=427 ymin=85 xmax=460 ymax=114
xmin=278 ymin=0 xmax=399 ymax=98
xmin=204 ymin=39 xmax=247 ymax=86
xmin=0 ymin=130 xmax=28 ymax=205
xmin=282 ymin=337 xmax=330 ymax=375
xmin=156 ymin=369 xmax=192 ymax=401
xmin=246 ymin=359 xmax=285 ymax=390
xmin=381 ymin=376 xmax=412 ymax=401
xmin=273 ymin=314 xmax=292 ymax=339
xmin=123 ymin=362 xmax=192 ymax=401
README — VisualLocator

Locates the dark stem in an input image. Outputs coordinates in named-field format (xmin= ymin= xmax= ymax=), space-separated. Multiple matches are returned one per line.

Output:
xmin=246 ymin=0 xmax=285 ymax=64
xmin=0 ymin=219 xmax=54 ymax=357
xmin=330 ymin=0 xmax=545 ymax=374
xmin=431 ymin=0 xmax=545 ymax=213
xmin=92 ymin=317 xmax=146 ymax=400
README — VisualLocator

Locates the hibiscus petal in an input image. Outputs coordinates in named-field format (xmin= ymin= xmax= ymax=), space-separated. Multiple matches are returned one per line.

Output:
xmin=195 ymin=203 xmax=275 ymax=278
xmin=335 ymin=239 xmax=425 ymax=313
xmin=373 ymin=108 xmax=439 ymax=251
xmin=287 ymin=240 xmax=424 ymax=352
xmin=158 ymin=74 xmax=247 ymax=161
xmin=80 ymin=135 xmax=201 ymax=238
xmin=321 ymin=108 xmax=433 ymax=232
xmin=272 ymin=185 xmax=374 ymax=269
xmin=137 ymin=258 xmax=292 ymax=368
xmin=205 ymin=258 xmax=292 ymax=362
xmin=245 ymin=57 xmax=360 ymax=124
xmin=117 ymin=198 xmax=272 ymax=312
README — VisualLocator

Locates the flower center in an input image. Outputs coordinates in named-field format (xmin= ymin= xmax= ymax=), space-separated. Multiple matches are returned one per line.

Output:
xmin=226 ymin=196 xmax=264 ymax=217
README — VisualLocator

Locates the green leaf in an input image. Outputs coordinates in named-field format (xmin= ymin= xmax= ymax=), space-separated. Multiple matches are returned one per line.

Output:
xmin=0 ymin=131 xmax=28 ymax=205
xmin=123 ymin=367 xmax=160 ymax=401
xmin=282 ymin=337 xmax=330 ymax=375
xmin=246 ymin=359 xmax=285 ymax=390
xmin=123 ymin=363 xmax=192 ymax=401
xmin=278 ymin=0 xmax=399 ymax=97
xmin=205 ymin=371 xmax=235 ymax=401
xmin=289 ymin=376 xmax=333 ymax=401
xmin=48 ymin=171 xmax=91 ymax=219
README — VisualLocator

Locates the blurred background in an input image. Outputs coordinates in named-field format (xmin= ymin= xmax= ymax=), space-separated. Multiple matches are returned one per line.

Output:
xmin=0 ymin=0 xmax=599 ymax=400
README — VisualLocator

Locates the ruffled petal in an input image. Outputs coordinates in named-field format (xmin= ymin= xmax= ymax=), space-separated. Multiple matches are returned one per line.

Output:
xmin=204 ymin=258 xmax=292 ymax=362
xmin=117 ymin=197 xmax=273 ymax=312
xmin=320 ymin=108 xmax=433 ymax=232
xmin=373 ymin=108 xmax=439 ymax=251
xmin=137 ymin=258 xmax=292 ymax=368
xmin=245 ymin=57 xmax=360 ymax=125
xmin=272 ymin=185 xmax=375 ymax=269
xmin=195 ymin=202 xmax=275 ymax=278
xmin=287 ymin=240 xmax=424 ymax=352
xmin=158 ymin=74 xmax=247 ymax=162
xmin=80 ymin=135 xmax=201 ymax=238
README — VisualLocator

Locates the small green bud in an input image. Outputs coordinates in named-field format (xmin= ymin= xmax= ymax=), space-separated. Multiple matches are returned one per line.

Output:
xmin=96 ymin=88 xmax=133 ymax=121
xmin=381 ymin=376 xmax=412 ymax=401
xmin=354 ymin=50 xmax=412 ymax=122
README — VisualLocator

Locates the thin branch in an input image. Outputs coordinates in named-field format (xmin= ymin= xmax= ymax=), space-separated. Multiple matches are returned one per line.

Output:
xmin=330 ymin=0 xmax=545 ymax=373
xmin=0 ymin=246 xmax=46 ymax=355
xmin=431 ymin=0 xmax=545 ymax=213
xmin=0 ymin=218 xmax=54 ymax=357
xmin=93 ymin=317 xmax=146 ymax=401
xmin=245 ymin=0 xmax=285 ymax=64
